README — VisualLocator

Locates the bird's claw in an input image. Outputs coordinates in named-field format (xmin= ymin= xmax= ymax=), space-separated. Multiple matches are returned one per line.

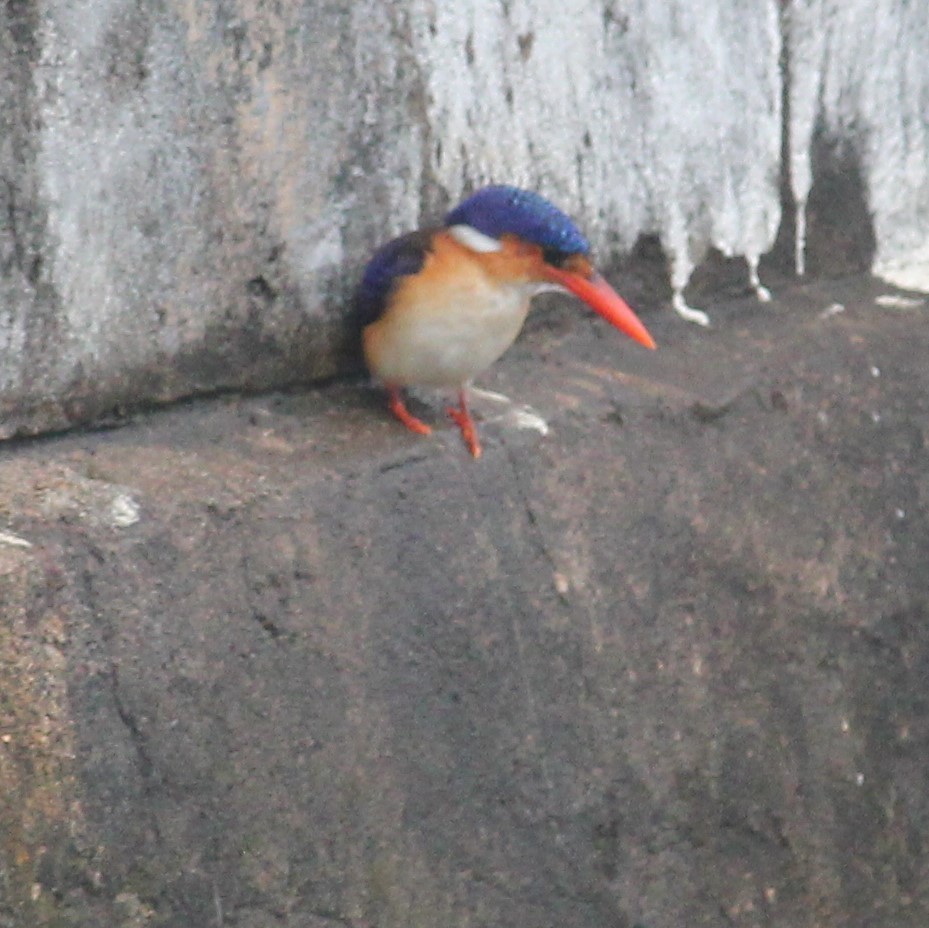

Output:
xmin=387 ymin=388 xmax=432 ymax=436
xmin=447 ymin=404 xmax=482 ymax=458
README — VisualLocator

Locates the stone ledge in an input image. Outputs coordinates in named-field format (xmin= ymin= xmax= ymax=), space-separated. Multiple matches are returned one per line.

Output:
xmin=1 ymin=276 xmax=928 ymax=927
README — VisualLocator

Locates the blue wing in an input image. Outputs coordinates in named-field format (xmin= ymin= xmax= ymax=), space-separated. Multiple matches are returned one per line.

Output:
xmin=354 ymin=229 xmax=435 ymax=327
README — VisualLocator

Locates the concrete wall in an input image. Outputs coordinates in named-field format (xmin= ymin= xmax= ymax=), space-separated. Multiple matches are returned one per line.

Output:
xmin=787 ymin=0 xmax=929 ymax=287
xmin=0 ymin=0 xmax=927 ymax=438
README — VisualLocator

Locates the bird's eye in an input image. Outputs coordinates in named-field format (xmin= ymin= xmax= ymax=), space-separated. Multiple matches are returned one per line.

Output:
xmin=542 ymin=248 xmax=572 ymax=268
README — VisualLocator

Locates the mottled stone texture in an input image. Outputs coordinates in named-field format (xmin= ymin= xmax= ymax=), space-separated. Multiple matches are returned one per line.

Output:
xmin=1 ymin=0 xmax=428 ymax=437
xmin=3 ymin=5 xmax=929 ymax=926
xmin=787 ymin=0 xmax=929 ymax=286
xmin=5 ymin=0 xmax=926 ymax=438
xmin=1 ymin=275 xmax=929 ymax=927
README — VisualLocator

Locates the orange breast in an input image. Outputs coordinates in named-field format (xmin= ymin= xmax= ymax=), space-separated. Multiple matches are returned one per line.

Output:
xmin=363 ymin=233 xmax=535 ymax=388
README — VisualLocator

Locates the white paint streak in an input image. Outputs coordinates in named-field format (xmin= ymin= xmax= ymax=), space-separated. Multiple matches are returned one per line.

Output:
xmin=874 ymin=293 xmax=926 ymax=310
xmin=0 ymin=530 xmax=33 ymax=549
xmin=470 ymin=387 xmax=550 ymax=436
xmin=469 ymin=387 xmax=513 ymax=404
xmin=748 ymin=256 xmax=772 ymax=302
xmin=672 ymin=291 xmax=710 ymax=327
xmin=795 ymin=206 xmax=807 ymax=277
xmin=509 ymin=407 xmax=550 ymax=436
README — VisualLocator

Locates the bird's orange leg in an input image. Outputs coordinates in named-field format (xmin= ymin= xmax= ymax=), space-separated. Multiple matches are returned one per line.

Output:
xmin=447 ymin=389 xmax=482 ymax=458
xmin=386 ymin=385 xmax=432 ymax=436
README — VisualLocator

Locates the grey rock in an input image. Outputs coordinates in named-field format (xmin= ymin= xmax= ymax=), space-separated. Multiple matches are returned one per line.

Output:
xmin=1 ymin=275 xmax=928 ymax=927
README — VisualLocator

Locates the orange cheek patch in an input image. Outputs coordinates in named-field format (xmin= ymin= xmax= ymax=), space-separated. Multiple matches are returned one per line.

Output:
xmin=476 ymin=236 xmax=546 ymax=284
xmin=562 ymin=254 xmax=594 ymax=278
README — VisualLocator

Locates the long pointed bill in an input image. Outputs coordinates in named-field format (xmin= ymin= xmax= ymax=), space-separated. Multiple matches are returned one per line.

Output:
xmin=543 ymin=265 xmax=657 ymax=350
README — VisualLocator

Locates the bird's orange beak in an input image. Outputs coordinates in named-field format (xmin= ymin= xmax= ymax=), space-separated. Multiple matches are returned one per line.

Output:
xmin=542 ymin=261 xmax=656 ymax=351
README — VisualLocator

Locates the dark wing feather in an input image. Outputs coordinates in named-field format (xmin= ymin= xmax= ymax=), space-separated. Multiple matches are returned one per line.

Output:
xmin=354 ymin=229 xmax=436 ymax=327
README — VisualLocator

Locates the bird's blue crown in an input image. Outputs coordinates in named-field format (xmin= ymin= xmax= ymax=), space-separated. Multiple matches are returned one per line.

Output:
xmin=444 ymin=185 xmax=590 ymax=255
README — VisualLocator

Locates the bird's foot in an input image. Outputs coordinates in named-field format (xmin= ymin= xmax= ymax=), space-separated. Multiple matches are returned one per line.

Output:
xmin=447 ymin=391 xmax=482 ymax=458
xmin=387 ymin=387 xmax=432 ymax=436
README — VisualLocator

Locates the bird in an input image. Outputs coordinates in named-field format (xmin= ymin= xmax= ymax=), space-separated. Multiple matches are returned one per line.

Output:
xmin=356 ymin=185 xmax=656 ymax=458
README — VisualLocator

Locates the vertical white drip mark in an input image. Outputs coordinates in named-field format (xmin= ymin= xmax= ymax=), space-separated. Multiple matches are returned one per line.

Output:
xmin=672 ymin=291 xmax=711 ymax=327
xmin=748 ymin=255 xmax=772 ymax=302
xmin=795 ymin=198 xmax=807 ymax=276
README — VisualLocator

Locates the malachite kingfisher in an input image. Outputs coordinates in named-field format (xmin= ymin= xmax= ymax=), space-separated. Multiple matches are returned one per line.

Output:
xmin=357 ymin=185 xmax=656 ymax=458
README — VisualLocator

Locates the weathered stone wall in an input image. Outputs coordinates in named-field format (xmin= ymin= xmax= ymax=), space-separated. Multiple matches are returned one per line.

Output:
xmin=2 ymin=0 xmax=927 ymax=439
xmin=1 ymin=0 xmax=429 ymax=436
xmin=787 ymin=0 xmax=929 ymax=287
xmin=3 ymin=5 xmax=929 ymax=927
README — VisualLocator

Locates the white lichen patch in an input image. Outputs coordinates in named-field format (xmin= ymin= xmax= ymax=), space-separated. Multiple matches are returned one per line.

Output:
xmin=109 ymin=493 xmax=141 ymax=528
xmin=34 ymin=465 xmax=142 ymax=530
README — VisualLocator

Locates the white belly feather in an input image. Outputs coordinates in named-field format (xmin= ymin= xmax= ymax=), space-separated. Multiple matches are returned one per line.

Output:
xmin=366 ymin=279 xmax=533 ymax=388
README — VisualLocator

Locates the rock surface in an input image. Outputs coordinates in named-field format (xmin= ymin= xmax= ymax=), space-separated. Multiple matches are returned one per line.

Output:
xmin=2 ymin=274 xmax=928 ymax=927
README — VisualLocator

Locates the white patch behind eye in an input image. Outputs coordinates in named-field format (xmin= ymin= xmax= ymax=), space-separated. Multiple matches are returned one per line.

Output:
xmin=448 ymin=224 xmax=503 ymax=253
